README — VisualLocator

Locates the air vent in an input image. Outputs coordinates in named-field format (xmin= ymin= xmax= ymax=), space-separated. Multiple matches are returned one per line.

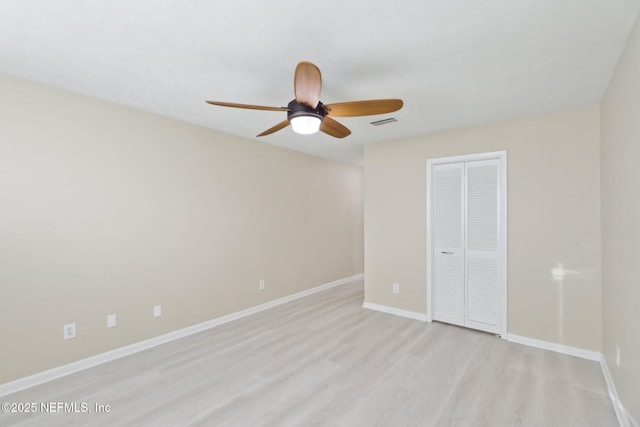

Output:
xmin=370 ymin=117 xmax=398 ymax=126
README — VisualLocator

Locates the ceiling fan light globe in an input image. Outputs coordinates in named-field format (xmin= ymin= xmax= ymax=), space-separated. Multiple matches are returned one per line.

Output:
xmin=290 ymin=115 xmax=321 ymax=135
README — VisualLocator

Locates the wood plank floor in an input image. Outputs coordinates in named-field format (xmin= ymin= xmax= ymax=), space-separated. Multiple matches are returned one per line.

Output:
xmin=1 ymin=280 xmax=618 ymax=426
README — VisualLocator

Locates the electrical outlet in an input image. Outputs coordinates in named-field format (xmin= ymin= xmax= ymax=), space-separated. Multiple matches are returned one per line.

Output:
xmin=616 ymin=345 xmax=621 ymax=367
xmin=153 ymin=305 xmax=162 ymax=318
xmin=107 ymin=314 xmax=117 ymax=328
xmin=63 ymin=323 xmax=76 ymax=340
xmin=259 ymin=280 xmax=265 ymax=290
xmin=392 ymin=283 xmax=400 ymax=294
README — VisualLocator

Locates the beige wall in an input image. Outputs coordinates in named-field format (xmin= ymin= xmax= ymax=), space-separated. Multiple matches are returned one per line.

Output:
xmin=364 ymin=106 xmax=602 ymax=351
xmin=600 ymin=13 xmax=640 ymax=424
xmin=0 ymin=74 xmax=363 ymax=384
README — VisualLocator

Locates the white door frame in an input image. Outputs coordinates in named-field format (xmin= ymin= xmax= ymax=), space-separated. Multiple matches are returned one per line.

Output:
xmin=426 ymin=150 xmax=508 ymax=338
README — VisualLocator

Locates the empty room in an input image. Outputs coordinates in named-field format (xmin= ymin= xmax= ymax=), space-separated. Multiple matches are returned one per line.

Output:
xmin=1 ymin=1 xmax=639 ymax=426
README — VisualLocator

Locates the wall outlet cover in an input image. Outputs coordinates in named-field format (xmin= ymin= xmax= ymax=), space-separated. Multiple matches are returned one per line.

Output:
xmin=63 ymin=323 xmax=76 ymax=340
xmin=107 ymin=314 xmax=117 ymax=328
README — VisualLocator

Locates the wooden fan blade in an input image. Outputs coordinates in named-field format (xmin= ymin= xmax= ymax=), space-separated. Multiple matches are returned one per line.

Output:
xmin=206 ymin=101 xmax=289 ymax=112
xmin=294 ymin=62 xmax=322 ymax=108
xmin=324 ymin=99 xmax=403 ymax=117
xmin=320 ymin=117 xmax=351 ymax=138
xmin=257 ymin=120 xmax=290 ymax=137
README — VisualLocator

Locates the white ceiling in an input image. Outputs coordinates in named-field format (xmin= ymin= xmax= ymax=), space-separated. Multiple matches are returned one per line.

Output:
xmin=1 ymin=1 xmax=639 ymax=165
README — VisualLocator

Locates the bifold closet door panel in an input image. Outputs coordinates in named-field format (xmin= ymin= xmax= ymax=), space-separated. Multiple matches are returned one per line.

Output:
xmin=432 ymin=163 xmax=465 ymax=326
xmin=465 ymin=160 xmax=500 ymax=334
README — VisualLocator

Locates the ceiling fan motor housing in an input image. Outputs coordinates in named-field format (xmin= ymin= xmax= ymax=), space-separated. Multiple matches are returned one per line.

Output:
xmin=287 ymin=99 xmax=326 ymax=122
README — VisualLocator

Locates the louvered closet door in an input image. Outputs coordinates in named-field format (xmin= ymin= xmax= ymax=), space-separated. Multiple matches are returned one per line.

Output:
xmin=465 ymin=160 xmax=500 ymax=334
xmin=432 ymin=163 xmax=465 ymax=326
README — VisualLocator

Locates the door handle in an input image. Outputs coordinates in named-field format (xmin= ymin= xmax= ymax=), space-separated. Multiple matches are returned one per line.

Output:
xmin=441 ymin=251 xmax=453 ymax=255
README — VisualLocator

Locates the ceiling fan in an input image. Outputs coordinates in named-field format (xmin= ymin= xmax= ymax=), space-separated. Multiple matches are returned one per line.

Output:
xmin=206 ymin=61 xmax=403 ymax=138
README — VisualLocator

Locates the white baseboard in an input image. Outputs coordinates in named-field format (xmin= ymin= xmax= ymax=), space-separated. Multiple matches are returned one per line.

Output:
xmin=362 ymin=302 xmax=428 ymax=322
xmin=506 ymin=334 xmax=602 ymax=361
xmin=0 ymin=273 xmax=364 ymax=397
xmin=601 ymin=357 xmax=637 ymax=427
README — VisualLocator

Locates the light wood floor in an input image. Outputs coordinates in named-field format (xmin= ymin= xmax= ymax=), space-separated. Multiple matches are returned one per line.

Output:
xmin=1 ymin=280 xmax=617 ymax=426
